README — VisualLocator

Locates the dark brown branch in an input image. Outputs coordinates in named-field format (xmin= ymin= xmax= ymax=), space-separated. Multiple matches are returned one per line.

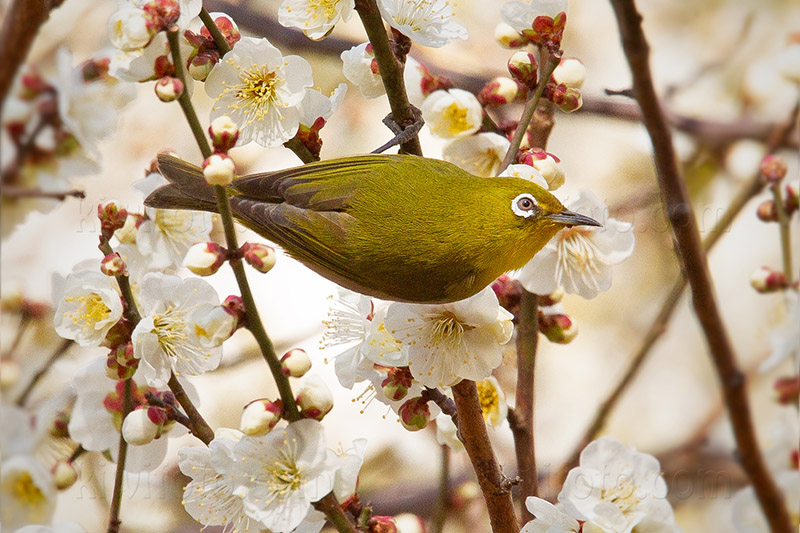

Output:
xmin=609 ymin=1 xmax=793 ymax=530
xmin=1 ymin=186 xmax=86 ymax=201
xmin=168 ymin=373 xmax=214 ymax=445
xmin=452 ymin=380 xmax=518 ymax=533
xmin=0 ymin=0 xmax=64 ymax=104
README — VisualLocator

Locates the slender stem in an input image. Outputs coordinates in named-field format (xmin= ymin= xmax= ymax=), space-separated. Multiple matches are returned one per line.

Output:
xmin=284 ymin=137 xmax=318 ymax=164
xmin=452 ymin=380 xmax=518 ymax=533
xmin=3 ymin=315 xmax=30 ymax=362
xmin=431 ymin=444 xmax=451 ymax=533
xmin=609 ymin=1 xmax=793 ymax=530
xmin=771 ymin=185 xmax=794 ymax=285
xmin=499 ymin=55 xmax=559 ymax=173
xmin=168 ymin=373 xmax=214 ymax=444
xmin=106 ymin=378 xmax=132 ymax=533
xmin=166 ymin=26 xmax=301 ymax=420
xmin=312 ymin=492 xmax=357 ymax=533
xmin=510 ymin=292 xmax=538 ymax=521
xmin=1 ymin=186 xmax=86 ymax=200
xmin=199 ymin=8 xmax=231 ymax=55
xmin=15 ymin=338 xmax=73 ymax=406
xmin=354 ymin=0 xmax=422 ymax=156
xmin=99 ymin=242 xmax=141 ymax=323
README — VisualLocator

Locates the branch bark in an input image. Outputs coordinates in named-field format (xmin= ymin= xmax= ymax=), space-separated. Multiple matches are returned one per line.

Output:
xmin=608 ymin=1 xmax=793 ymax=530
xmin=452 ymin=380 xmax=518 ymax=533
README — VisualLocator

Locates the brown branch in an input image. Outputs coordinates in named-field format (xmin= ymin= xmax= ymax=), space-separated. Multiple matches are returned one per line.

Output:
xmin=452 ymin=380 xmax=518 ymax=533
xmin=608 ymin=1 xmax=793 ymax=530
xmin=312 ymin=492 xmax=357 ymax=533
xmin=430 ymin=444 xmax=451 ymax=533
xmin=1 ymin=186 xmax=86 ymax=201
xmin=0 ymin=0 xmax=64 ymax=105
xmin=354 ymin=0 xmax=422 ymax=156
xmin=168 ymin=373 xmax=214 ymax=445
xmin=15 ymin=338 xmax=73 ymax=406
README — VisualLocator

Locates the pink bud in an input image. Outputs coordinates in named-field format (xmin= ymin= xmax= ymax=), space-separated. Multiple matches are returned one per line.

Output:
xmin=750 ymin=266 xmax=788 ymax=293
xmin=539 ymin=312 xmax=578 ymax=344
xmin=209 ymin=115 xmax=240 ymax=153
xmin=547 ymin=83 xmax=583 ymax=112
xmin=222 ymin=295 xmax=246 ymax=330
xmin=154 ymin=76 xmax=184 ymax=102
xmin=101 ymin=253 xmax=128 ymax=277
xmin=537 ymin=287 xmax=565 ymax=307
xmin=369 ymin=516 xmax=398 ymax=533
xmin=494 ymin=22 xmax=527 ymax=49
xmin=478 ymin=77 xmax=518 ymax=107
xmin=281 ymin=348 xmax=312 ymax=377
xmin=189 ymin=53 xmax=216 ymax=81
xmin=296 ymin=375 xmax=334 ymax=421
xmin=756 ymin=199 xmax=779 ymax=222
xmin=381 ymin=366 xmax=413 ymax=402
xmin=508 ymin=51 xmax=538 ymax=89
xmin=553 ymin=58 xmax=586 ymax=89
xmin=760 ymin=154 xmax=788 ymax=186
xmin=50 ymin=411 xmax=71 ymax=439
xmin=240 ymin=399 xmax=283 ymax=436
xmin=785 ymin=182 xmax=799 ymax=215
xmin=202 ymin=153 xmax=236 ymax=186
xmin=774 ymin=376 xmax=799 ymax=405
xmin=398 ymin=396 xmax=431 ymax=431
xmin=98 ymin=203 xmax=128 ymax=241
xmin=522 ymin=12 xmax=567 ymax=49
xmin=242 ymin=242 xmax=277 ymax=274
xmin=491 ymin=275 xmax=521 ymax=320
xmin=183 ymin=242 xmax=227 ymax=276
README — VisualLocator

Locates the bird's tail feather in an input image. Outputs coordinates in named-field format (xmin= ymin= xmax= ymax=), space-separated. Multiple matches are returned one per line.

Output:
xmin=144 ymin=154 xmax=220 ymax=213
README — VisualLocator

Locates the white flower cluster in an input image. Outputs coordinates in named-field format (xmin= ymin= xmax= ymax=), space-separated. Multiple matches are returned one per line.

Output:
xmin=179 ymin=420 xmax=366 ymax=533
xmin=522 ymin=438 xmax=681 ymax=533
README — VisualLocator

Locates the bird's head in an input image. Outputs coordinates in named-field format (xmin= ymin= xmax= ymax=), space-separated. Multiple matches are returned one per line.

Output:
xmin=504 ymin=182 xmax=601 ymax=231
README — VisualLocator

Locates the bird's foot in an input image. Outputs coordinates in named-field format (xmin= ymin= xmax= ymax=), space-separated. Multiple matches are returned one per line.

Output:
xmin=372 ymin=106 xmax=424 ymax=154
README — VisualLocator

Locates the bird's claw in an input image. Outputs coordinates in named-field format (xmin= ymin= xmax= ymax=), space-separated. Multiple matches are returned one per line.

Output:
xmin=372 ymin=106 xmax=424 ymax=153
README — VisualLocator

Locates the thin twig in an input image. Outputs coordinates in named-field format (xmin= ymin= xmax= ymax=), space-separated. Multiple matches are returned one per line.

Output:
xmin=452 ymin=380 xmax=518 ymax=533
xmin=312 ymin=492 xmax=357 ymax=533
xmin=15 ymin=338 xmax=73 ymax=406
xmin=1 ymin=186 xmax=86 ymax=200
xmin=166 ymin=25 xmax=301 ymax=421
xmin=106 ymin=378 xmax=132 ymax=533
xmin=199 ymin=8 xmax=231 ymax=55
xmin=430 ymin=444 xmax=451 ymax=533
xmin=2 ymin=314 xmax=30 ymax=362
xmin=608 ymin=1 xmax=793 ymax=530
xmin=354 ymin=0 xmax=422 ymax=156
xmin=770 ymin=185 xmax=794 ymax=285
xmin=168 ymin=373 xmax=214 ymax=445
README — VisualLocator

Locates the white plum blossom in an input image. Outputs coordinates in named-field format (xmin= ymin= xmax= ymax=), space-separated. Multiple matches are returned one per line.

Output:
xmin=435 ymin=412 xmax=464 ymax=451
xmin=299 ymin=82 xmax=348 ymax=127
xmin=132 ymin=273 xmax=224 ymax=386
xmin=136 ymin=171 xmax=213 ymax=269
xmin=517 ymin=189 xmax=635 ymax=298
xmin=341 ymin=42 xmax=385 ymax=99
xmin=108 ymin=5 xmax=155 ymax=51
xmin=384 ymin=286 xmax=513 ymax=387
xmin=110 ymin=32 xmax=195 ymax=84
xmin=421 ymin=89 xmax=483 ymax=139
xmin=759 ymin=290 xmax=800 ymax=372
xmin=442 ymin=132 xmax=511 ymax=177
xmin=499 ymin=164 xmax=549 ymax=189
xmin=321 ymin=289 xmax=380 ymax=388
xmin=476 ymin=376 xmax=508 ymax=427
xmin=234 ymin=419 xmax=339 ymax=532
xmin=558 ymin=437 xmax=678 ymax=533
xmin=56 ymin=49 xmax=136 ymax=160
xmin=0 ymin=455 xmax=56 ymax=530
xmin=377 ymin=0 xmax=467 ymax=48
xmin=501 ymin=0 xmax=569 ymax=32
xmin=731 ymin=470 xmax=800 ymax=532
xmin=521 ymin=497 xmax=580 ymax=533
xmin=179 ymin=431 xmax=256 ymax=533
xmin=206 ymin=37 xmax=313 ymax=147
xmin=53 ymin=270 xmax=123 ymax=346
xmin=278 ymin=0 xmax=355 ymax=40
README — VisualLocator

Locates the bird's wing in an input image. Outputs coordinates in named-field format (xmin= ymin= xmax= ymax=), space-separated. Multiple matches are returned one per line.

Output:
xmin=232 ymin=198 xmax=371 ymax=289
xmin=232 ymin=154 xmax=413 ymax=211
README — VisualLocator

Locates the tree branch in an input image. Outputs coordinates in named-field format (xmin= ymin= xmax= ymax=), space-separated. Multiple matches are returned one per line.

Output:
xmin=608 ymin=1 xmax=793 ymax=530
xmin=452 ymin=380 xmax=518 ymax=533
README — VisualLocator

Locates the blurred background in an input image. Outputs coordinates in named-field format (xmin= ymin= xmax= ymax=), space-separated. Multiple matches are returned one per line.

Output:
xmin=1 ymin=0 xmax=798 ymax=531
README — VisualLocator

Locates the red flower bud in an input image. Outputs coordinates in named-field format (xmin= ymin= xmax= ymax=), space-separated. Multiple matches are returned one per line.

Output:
xmin=398 ymin=396 xmax=430 ymax=431
xmin=760 ymin=154 xmax=788 ymax=186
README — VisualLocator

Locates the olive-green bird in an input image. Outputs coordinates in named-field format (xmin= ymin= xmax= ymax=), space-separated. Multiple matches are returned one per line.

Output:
xmin=146 ymin=153 xmax=600 ymax=303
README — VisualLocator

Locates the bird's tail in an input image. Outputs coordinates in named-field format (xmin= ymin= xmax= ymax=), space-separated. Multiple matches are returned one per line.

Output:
xmin=144 ymin=154 xmax=222 ymax=213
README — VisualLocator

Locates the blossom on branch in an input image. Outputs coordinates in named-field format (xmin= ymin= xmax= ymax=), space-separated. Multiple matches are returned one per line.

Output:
xmin=53 ymin=270 xmax=123 ymax=347
xmin=278 ymin=0 xmax=355 ymax=40
xmin=421 ymin=88 xmax=483 ymax=139
xmin=442 ymin=132 xmax=510 ymax=177
xmin=377 ymin=0 xmax=467 ymax=48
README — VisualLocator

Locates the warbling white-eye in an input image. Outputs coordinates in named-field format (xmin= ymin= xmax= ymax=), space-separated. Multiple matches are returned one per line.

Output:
xmin=146 ymin=153 xmax=600 ymax=303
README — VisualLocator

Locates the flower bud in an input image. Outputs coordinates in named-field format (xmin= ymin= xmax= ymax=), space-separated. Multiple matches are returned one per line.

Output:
xmin=281 ymin=348 xmax=312 ymax=377
xmin=106 ymin=349 xmax=137 ymax=380
xmin=398 ymin=396 xmax=430 ymax=431
xmin=368 ymin=516 xmax=398 ymax=533
xmin=538 ymin=312 xmax=578 ymax=344
xmin=221 ymin=295 xmax=246 ymax=329
xmin=108 ymin=6 xmax=156 ymax=51
xmin=98 ymin=203 xmax=128 ymax=241
xmin=122 ymin=408 xmax=160 ymax=445
xmin=189 ymin=53 xmax=216 ymax=81
xmin=381 ymin=366 xmax=413 ymax=402
xmin=491 ymin=275 xmax=521 ymax=321
xmin=202 ymin=153 xmax=236 ymax=186
xmin=242 ymin=242 xmax=276 ymax=274
xmin=494 ymin=22 xmax=527 ymax=49
xmin=194 ymin=305 xmax=236 ymax=347
xmin=50 ymin=410 xmax=71 ymax=439
xmin=52 ymin=461 xmax=79 ymax=490
xmin=518 ymin=148 xmax=565 ymax=190
xmin=183 ymin=242 xmax=227 ymax=276
xmin=478 ymin=77 xmax=519 ymax=107
xmin=785 ymin=181 xmax=799 ymax=215
xmin=154 ymin=76 xmax=184 ymax=102
xmin=548 ymin=83 xmax=583 ymax=112
xmin=750 ymin=266 xmax=788 ymax=293
xmin=760 ymin=154 xmax=788 ymax=186
xmin=101 ymin=253 xmax=128 ymax=277
xmin=209 ymin=115 xmax=240 ymax=153
xmin=774 ymin=376 xmax=799 ymax=405
xmin=537 ymin=286 xmax=565 ymax=307
xmin=240 ymin=399 xmax=282 ymax=436
xmin=523 ymin=12 xmax=567 ymax=48
xmin=553 ymin=58 xmax=586 ymax=88
xmin=296 ymin=375 xmax=334 ymax=420
xmin=508 ymin=51 xmax=538 ymax=89
xmin=756 ymin=199 xmax=779 ymax=222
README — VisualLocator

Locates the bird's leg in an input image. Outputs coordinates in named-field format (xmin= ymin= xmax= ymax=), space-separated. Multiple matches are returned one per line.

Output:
xmin=372 ymin=105 xmax=424 ymax=154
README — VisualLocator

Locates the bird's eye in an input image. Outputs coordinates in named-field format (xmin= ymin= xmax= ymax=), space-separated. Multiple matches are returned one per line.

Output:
xmin=511 ymin=193 xmax=538 ymax=217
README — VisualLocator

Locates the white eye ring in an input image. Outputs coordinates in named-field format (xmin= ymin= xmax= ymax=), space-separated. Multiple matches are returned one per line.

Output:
xmin=511 ymin=193 xmax=537 ymax=217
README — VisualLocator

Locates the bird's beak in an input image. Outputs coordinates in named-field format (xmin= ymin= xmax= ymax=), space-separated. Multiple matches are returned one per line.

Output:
xmin=547 ymin=210 xmax=602 ymax=227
